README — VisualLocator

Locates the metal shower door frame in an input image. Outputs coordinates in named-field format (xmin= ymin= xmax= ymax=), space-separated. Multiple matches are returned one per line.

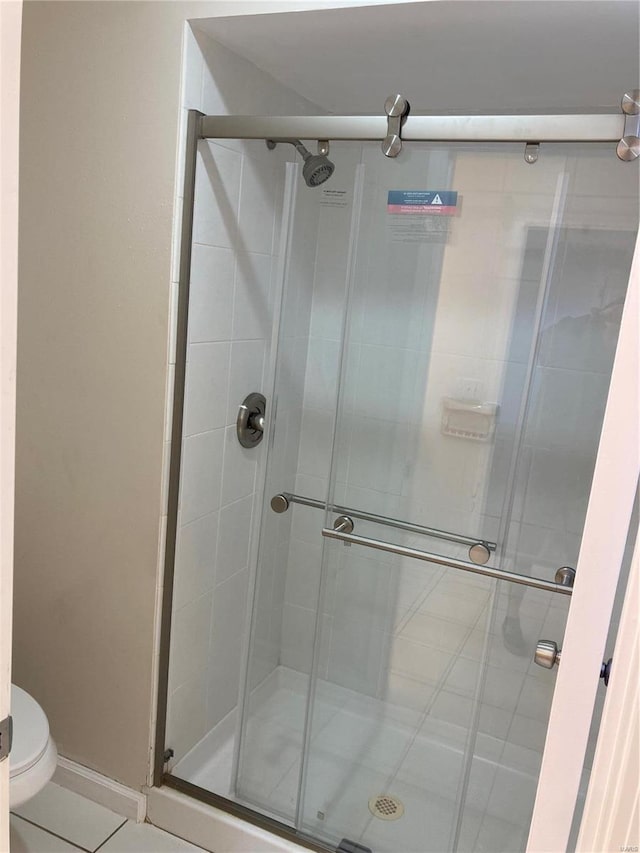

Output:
xmin=200 ymin=113 xmax=626 ymax=145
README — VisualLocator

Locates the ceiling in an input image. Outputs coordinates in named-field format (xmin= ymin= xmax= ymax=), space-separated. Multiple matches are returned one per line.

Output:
xmin=193 ymin=1 xmax=639 ymax=114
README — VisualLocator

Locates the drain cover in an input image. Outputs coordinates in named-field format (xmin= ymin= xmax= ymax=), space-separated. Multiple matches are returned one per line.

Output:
xmin=368 ymin=794 xmax=404 ymax=821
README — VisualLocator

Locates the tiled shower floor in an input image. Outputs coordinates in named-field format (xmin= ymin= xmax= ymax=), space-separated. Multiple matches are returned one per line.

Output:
xmin=173 ymin=565 xmax=569 ymax=853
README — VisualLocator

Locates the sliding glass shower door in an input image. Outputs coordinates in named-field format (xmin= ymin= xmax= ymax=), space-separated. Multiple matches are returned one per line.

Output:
xmin=293 ymin=143 xmax=636 ymax=853
xmin=229 ymin=139 xmax=637 ymax=853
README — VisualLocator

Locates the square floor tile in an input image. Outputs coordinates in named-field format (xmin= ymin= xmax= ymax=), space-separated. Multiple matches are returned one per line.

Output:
xmin=396 ymin=737 xmax=464 ymax=800
xmin=10 ymin=816 xmax=81 ymax=853
xmin=12 ymin=783 xmax=126 ymax=851
xmin=316 ymin=708 xmax=414 ymax=775
xmin=474 ymin=812 xmax=527 ymax=852
xmin=400 ymin=613 xmax=470 ymax=653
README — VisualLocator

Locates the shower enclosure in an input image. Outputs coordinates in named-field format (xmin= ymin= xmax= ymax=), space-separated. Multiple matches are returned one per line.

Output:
xmin=156 ymin=102 xmax=639 ymax=853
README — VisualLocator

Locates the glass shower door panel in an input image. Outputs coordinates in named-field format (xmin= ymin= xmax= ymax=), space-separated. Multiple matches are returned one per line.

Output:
xmin=299 ymin=537 xmax=495 ymax=852
xmin=299 ymin=143 xmax=638 ymax=853
xmin=234 ymin=145 xmax=363 ymax=821
xmin=336 ymin=146 xmax=576 ymax=569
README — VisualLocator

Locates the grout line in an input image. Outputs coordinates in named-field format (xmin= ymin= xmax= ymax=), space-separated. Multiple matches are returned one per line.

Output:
xmin=10 ymin=813 xmax=93 ymax=853
xmin=92 ymin=819 xmax=128 ymax=852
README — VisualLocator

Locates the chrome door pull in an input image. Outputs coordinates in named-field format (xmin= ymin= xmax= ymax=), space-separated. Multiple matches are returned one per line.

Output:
xmin=534 ymin=639 xmax=561 ymax=668
xmin=535 ymin=641 xmax=614 ymax=685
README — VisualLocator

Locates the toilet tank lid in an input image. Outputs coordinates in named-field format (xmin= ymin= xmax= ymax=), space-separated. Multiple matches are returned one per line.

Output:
xmin=10 ymin=685 xmax=50 ymax=776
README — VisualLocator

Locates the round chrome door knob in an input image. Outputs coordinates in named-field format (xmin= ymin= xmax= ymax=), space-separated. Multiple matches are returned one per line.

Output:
xmin=534 ymin=639 xmax=561 ymax=669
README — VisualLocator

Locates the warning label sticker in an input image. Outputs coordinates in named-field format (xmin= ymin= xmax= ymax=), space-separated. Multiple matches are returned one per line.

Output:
xmin=387 ymin=190 xmax=458 ymax=243
xmin=387 ymin=190 xmax=458 ymax=215
xmin=320 ymin=188 xmax=350 ymax=208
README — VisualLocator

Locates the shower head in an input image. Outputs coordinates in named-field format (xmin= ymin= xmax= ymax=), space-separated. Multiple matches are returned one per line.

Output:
xmin=266 ymin=139 xmax=335 ymax=187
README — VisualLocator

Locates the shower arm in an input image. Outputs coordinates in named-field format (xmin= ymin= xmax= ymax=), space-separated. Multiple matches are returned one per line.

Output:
xmin=265 ymin=138 xmax=327 ymax=159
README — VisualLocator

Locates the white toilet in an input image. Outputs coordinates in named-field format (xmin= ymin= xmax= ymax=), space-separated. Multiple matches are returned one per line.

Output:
xmin=9 ymin=685 xmax=57 ymax=809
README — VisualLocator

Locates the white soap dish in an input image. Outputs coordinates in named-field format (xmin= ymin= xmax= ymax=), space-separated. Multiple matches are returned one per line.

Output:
xmin=441 ymin=397 xmax=499 ymax=442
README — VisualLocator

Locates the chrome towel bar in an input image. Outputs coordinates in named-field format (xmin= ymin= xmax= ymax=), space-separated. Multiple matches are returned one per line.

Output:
xmin=271 ymin=491 xmax=496 ymax=559
xmin=321 ymin=527 xmax=572 ymax=596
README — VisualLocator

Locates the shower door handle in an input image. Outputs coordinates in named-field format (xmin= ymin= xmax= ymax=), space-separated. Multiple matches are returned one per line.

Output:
xmin=534 ymin=640 xmax=561 ymax=669
xmin=534 ymin=640 xmax=613 ymax=687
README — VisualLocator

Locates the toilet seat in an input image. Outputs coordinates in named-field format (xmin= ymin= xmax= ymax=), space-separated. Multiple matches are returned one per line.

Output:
xmin=10 ymin=685 xmax=57 ymax=809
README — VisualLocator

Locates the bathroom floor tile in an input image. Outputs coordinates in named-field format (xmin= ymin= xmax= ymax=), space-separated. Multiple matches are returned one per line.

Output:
xmin=10 ymin=815 xmax=82 ymax=853
xmin=314 ymin=707 xmax=415 ymax=775
xmin=100 ymin=820 xmax=207 ymax=852
xmin=12 ymin=782 xmax=126 ymax=851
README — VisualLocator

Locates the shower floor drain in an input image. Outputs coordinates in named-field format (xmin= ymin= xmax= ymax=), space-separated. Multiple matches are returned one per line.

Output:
xmin=368 ymin=794 xmax=404 ymax=820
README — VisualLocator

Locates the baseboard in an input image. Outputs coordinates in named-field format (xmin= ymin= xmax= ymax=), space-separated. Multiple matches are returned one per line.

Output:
xmin=53 ymin=757 xmax=147 ymax=823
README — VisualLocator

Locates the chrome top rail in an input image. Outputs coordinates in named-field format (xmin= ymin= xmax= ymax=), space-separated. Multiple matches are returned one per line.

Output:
xmin=271 ymin=492 xmax=496 ymax=551
xmin=322 ymin=528 xmax=572 ymax=596
xmin=201 ymin=113 xmax=624 ymax=144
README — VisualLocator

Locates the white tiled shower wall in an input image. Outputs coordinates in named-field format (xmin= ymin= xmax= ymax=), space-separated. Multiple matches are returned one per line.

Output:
xmin=163 ymin=25 xmax=323 ymax=764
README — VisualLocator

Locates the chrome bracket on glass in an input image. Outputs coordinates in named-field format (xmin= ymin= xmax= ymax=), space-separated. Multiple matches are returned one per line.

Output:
xmin=382 ymin=94 xmax=410 ymax=158
xmin=524 ymin=142 xmax=539 ymax=164
xmin=554 ymin=566 xmax=576 ymax=588
xmin=468 ymin=542 xmax=492 ymax=565
xmin=617 ymin=89 xmax=640 ymax=161
xmin=333 ymin=515 xmax=354 ymax=534
xmin=237 ymin=392 xmax=266 ymax=448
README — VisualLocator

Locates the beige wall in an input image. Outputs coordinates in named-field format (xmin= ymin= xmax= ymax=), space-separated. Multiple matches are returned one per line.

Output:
xmin=14 ymin=0 xmax=203 ymax=789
